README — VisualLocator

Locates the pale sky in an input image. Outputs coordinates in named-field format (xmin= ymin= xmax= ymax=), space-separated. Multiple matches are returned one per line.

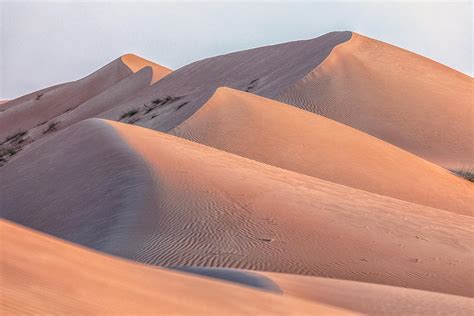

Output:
xmin=0 ymin=1 xmax=472 ymax=99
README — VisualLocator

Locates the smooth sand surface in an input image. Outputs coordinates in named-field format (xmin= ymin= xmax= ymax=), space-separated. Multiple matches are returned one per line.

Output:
xmin=2 ymin=119 xmax=473 ymax=297
xmin=121 ymin=53 xmax=171 ymax=83
xmin=99 ymin=31 xmax=352 ymax=132
xmin=171 ymin=87 xmax=472 ymax=215
xmin=0 ymin=220 xmax=352 ymax=315
xmin=175 ymin=267 xmax=474 ymax=315
xmin=278 ymin=33 xmax=474 ymax=170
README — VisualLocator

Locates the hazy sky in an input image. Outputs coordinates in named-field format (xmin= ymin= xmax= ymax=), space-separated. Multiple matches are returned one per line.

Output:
xmin=0 ymin=1 xmax=472 ymax=99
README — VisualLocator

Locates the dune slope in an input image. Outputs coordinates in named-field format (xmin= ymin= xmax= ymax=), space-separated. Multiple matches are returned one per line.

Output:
xmin=1 ymin=119 xmax=473 ymax=297
xmin=0 ymin=220 xmax=350 ymax=315
xmin=171 ymin=87 xmax=472 ymax=215
xmin=0 ymin=54 xmax=171 ymax=166
xmin=278 ymin=33 xmax=474 ymax=169
xmin=175 ymin=267 xmax=474 ymax=316
xmin=99 ymin=31 xmax=352 ymax=131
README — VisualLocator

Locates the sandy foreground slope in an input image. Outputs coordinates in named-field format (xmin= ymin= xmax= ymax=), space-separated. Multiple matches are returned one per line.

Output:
xmin=278 ymin=33 xmax=473 ymax=169
xmin=1 ymin=119 xmax=473 ymax=297
xmin=3 ymin=220 xmax=472 ymax=315
xmin=0 ymin=54 xmax=171 ymax=165
xmin=0 ymin=219 xmax=353 ymax=315
xmin=171 ymin=87 xmax=473 ymax=215
xmin=175 ymin=267 xmax=474 ymax=315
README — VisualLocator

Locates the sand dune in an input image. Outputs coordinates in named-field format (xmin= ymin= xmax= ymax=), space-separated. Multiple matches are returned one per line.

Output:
xmin=175 ymin=267 xmax=474 ymax=315
xmin=171 ymin=87 xmax=472 ymax=215
xmin=121 ymin=53 xmax=171 ymax=84
xmin=0 ymin=54 xmax=171 ymax=166
xmin=2 ymin=119 xmax=472 ymax=297
xmin=98 ymin=31 xmax=351 ymax=132
xmin=1 ymin=220 xmax=350 ymax=315
xmin=98 ymin=32 xmax=471 ymax=172
xmin=278 ymin=33 xmax=473 ymax=169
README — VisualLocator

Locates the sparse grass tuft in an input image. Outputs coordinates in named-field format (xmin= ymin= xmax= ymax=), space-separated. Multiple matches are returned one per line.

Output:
xmin=119 ymin=109 xmax=139 ymax=120
xmin=176 ymin=102 xmax=189 ymax=111
xmin=451 ymin=168 xmax=474 ymax=182
xmin=4 ymin=130 xmax=27 ymax=144
xmin=43 ymin=121 xmax=59 ymax=134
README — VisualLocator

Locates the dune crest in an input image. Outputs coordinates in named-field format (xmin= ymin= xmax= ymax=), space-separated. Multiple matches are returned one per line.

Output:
xmin=278 ymin=33 xmax=474 ymax=169
xmin=121 ymin=53 xmax=171 ymax=84
xmin=171 ymin=87 xmax=472 ymax=215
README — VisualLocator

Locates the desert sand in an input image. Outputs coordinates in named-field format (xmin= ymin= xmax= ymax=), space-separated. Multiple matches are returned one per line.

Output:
xmin=1 ymin=30 xmax=473 ymax=314
xmin=0 ymin=55 xmax=171 ymax=165
xmin=278 ymin=33 xmax=473 ymax=169
xmin=2 ymin=118 xmax=473 ymax=297
xmin=171 ymin=87 xmax=472 ymax=215
xmin=176 ymin=267 xmax=474 ymax=315
xmin=1 ymin=219 xmax=353 ymax=315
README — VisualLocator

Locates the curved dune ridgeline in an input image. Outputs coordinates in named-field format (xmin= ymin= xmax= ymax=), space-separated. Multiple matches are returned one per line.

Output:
xmin=171 ymin=87 xmax=473 ymax=216
xmin=277 ymin=33 xmax=474 ymax=170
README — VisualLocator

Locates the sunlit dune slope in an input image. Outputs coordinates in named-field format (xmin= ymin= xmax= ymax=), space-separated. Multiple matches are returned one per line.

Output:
xmin=1 ymin=119 xmax=473 ymax=296
xmin=171 ymin=87 xmax=472 ymax=215
xmin=278 ymin=33 xmax=474 ymax=169
xmin=175 ymin=267 xmax=474 ymax=316
xmin=0 ymin=220 xmax=350 ymax=315
xmin=99 ymin=31 xmax=352 ymax=131
xmin=121 ymin=53 xmax=172 ymax=84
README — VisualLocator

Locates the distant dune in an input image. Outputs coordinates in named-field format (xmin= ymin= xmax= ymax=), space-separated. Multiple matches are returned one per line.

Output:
xmin=1 ymin=220 xmax=350 ymax=315
xmin=0 ymin=54 xmax=171 ymax=165
xmin=99 ymin=31 xmax=351 ymax=131
xmin=278 ymin=33 xmax=473 ymax=169
xmin=2 ymin=119 xmax=472 ymax=296
xmin=171 ymin=87 xmax=472 ymax=215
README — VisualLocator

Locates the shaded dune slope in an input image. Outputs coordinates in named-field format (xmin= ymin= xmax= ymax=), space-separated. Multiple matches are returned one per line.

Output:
xmin=99 ymin=31 xmax=352 ymax=131
xmin=278 ymin=33 xmax=474 ymax=169
xmin=171 ymin=87 xmax=472 ymax=215
xmin=1 ymin=220 xmax=349 ymax=315
xmin=1 ymin=119 xmax=473 ymax=297
xmin=0 ymin=54 xmax=171 ymax=166
xmin=175 ymin=267 xmax=474 ymax=316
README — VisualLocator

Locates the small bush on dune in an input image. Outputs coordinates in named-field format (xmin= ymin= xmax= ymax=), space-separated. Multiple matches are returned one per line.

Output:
xmin=43 ymin=121 xmax=59 ymax=134
xmin=4 ymin=130 xmax=27 ymax=144
xmin=452 ymin=168 xmax=474 ymax=182
xmin=119 ymin=109 xmax=139 ymax=120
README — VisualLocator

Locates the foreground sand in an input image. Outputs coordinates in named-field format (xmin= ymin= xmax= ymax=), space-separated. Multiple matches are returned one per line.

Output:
xmin=278 ymin=33 xmax=473 ymax=169
xmin=1 ymin=219 xmax=353 ymax=315
xmin=2 ymin=119 xmax=472 ymax=297
xmin=171 ymin=87 xmax=472 ymax=215
xmin=3 ymin=219 xmax=472 ymax=315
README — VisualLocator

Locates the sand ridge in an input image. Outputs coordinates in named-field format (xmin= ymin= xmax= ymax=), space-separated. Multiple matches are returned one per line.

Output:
xmin=0 ymin=55 xmax=171 ymax=166
xmin=171 ymin=87 xmax=473 ymax=215
xmin=277 ymin=33 xmax=474 ymax=170
xmin=98 ymin=31 xmax=352 ymax=132
xmin=2 ymin=119 xmax=473 ymax=297
xmin=121 ymin=53 xmax=172 ymax=84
